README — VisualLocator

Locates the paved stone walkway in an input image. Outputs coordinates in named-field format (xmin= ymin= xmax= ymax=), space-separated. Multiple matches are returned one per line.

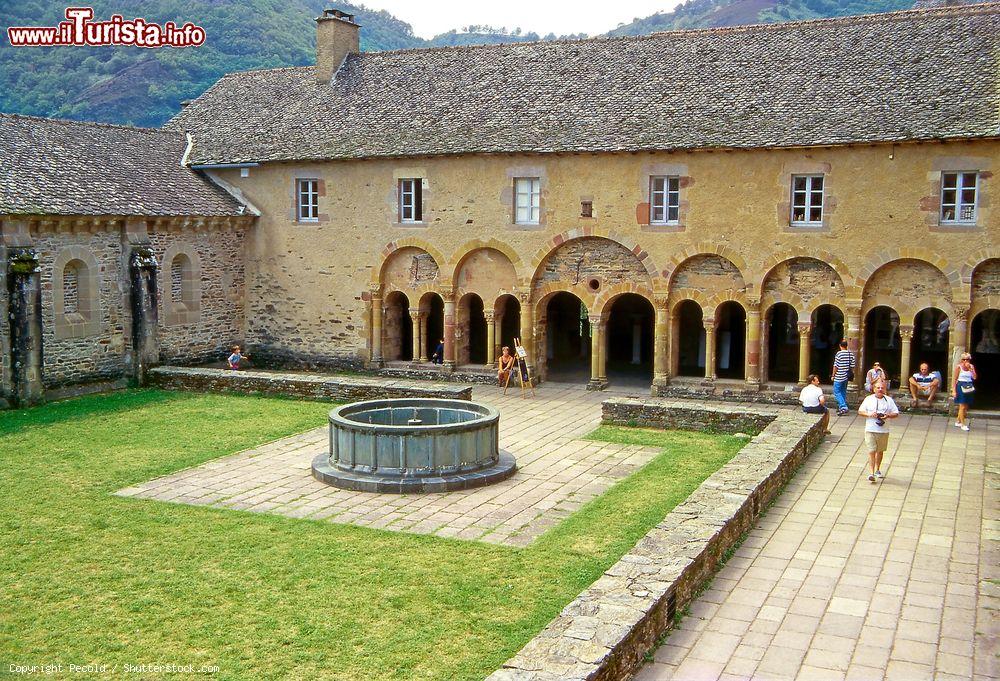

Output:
xmin=117 ymin=383 xmax=659 ymax=546
xmin=636 ymin=412 xmax=998 ymax=681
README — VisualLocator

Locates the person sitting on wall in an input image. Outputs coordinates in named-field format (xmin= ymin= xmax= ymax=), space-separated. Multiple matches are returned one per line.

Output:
xmin=431 ymin=339 xmax=444 ymax=365
xmin=497 ymin=346 xmax=516 ymax=386
xmin=864 ymin=362 xmax=887 ymax=394
xmin=227 ymin=345 xmax=249 ymax=370
xmin=908 ymin=362 xmax=940 ymax=407
xmin=799 ymin=373 xmax=831 ymax=435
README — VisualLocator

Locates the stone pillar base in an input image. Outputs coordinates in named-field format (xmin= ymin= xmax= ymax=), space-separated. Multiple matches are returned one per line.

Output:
xmin=744 ymin=379 xmax=762 ymax=392
xmin=442 ymin=361 xmax=456 ymax=372
xmin=587 ymin=379 xmax=608 ymax=391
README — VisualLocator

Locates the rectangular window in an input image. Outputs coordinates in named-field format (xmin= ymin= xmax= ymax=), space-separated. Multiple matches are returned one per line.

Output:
xmin=940 ymin=172 xmax=978 ymax=224
xmin=791 ymin=175 xmax=824 ymax=225
xmin=514 ymin=177 xmax=541 ymax=224
xmin=399 ymin=178 xmax=423 ymax=223
xmin=650 ymin=176 xmax=680 ymax=224
xmin=296 ymin=178 xmax=319 ymax=222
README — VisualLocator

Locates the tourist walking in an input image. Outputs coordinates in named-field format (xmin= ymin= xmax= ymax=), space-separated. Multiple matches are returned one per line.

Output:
xmin=952 ymin=352 xmax=977 ymax=431
xmin=858 ymin=380 xmax=899 ymax=483
xmin=831 ymin=340 xmax=856 ymax=415
xmin=227 ymin=345 xmax=248 ymax=370
xmin=864 ymin=362 xmax=887 ymax=394
xmin=799 ymin=374 xmax=831 ymax=434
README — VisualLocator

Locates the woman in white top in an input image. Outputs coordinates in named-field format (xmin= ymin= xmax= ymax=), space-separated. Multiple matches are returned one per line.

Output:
xmin=864 ymin=362 xmax=887 ymax=393
xmin=952 ymin=352 xmax=977 ymax=431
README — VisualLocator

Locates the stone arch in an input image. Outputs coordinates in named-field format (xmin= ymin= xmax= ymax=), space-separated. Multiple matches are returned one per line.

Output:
xmin=861 ymin=258 xmax=954 ymax=322
xmin=961 ymin=248 xmax=1000 ymax=286
xmin=52 ymin=245 xmax=101 ymax=339
xmin=970 ymin=258 xmax=1000 ymax=320
xmin=375 ymin=238 xmax=447 ymax=286
xmin=757 ymin=248 xmax=858 ymax=299
xmin=667 ymin=253 xmax=747 ymax=320
xmin=857 ymin=249 xmax=962 ymax=302
xmin=528 ymin=230 xmax=658 ymax=283
xmin=761 ymin=256 xmax=847 ymax=316
xmin=448 ymin=239 xmax=527 ymax=286
xmin=531 ymin=236 xmax=653 ymax=305
xmin=160 ymin=242 xmax=201 ymax=325
xmin=663 ymin=242 xmax=749 ymax=291
xmin=594 ymin=283 xmax=657 ymax=318
xmin=379 ymin=246 xmax=441 ymax=294
xmin=453 ymin=247 xmax=519 ymax=303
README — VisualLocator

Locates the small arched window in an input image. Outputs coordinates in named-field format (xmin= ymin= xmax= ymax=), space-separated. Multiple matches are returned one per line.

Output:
xmin=162 ymin=247 xmax=200 ymax=325
xmin=171 ymin=254 xmax=188 ymax=304
xmin=63 ymin=261 xmax=80 ymax=314
xmin=54 ymin=251 xmax=100 ymax=339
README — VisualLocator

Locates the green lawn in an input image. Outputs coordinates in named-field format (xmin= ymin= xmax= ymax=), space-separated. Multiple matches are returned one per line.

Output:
xmin=0 ymin=391 xmax=744 ymax=680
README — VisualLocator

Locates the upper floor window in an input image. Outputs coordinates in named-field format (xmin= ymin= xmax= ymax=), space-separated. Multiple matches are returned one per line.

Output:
xmin=941 ymin=172 xmax=978 ymax=224
xmin=650 ymin=176 xmax=680 ymax=224
xmin=791 ymin=175 xmax=824 ymax=226
xmin=514 ymin=177 xmax=540 ymax=224
xmin=399 ymin=178 xmax=423 ymax=223
xmin=296 ymin=178 xmax=319 ymax=222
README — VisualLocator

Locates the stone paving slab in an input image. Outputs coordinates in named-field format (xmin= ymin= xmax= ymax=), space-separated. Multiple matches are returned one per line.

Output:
xmin=116 ymin=383 xmax=659 ymax=547
xmin=635 ymin=413 xmax=998 ymax=681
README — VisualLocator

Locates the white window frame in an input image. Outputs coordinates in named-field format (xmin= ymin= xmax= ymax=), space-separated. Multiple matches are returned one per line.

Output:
xmin=940 ymin=171 xmax=978 ymax=224
xmin=790 ymin=174 xmax=824 ymax=226
xmin=650 ymin=176 xmax=680 ymax=224
xmin=399 ymin=178 xmax=422 ymax=223
xmin=296 ymin=178 xmax=319 ymax=222
xmin=514 ymin=177 xmax=541 ymax=225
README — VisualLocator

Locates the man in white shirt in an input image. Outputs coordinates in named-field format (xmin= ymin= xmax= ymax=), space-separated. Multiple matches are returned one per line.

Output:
xmin=858 ymin=380 xmax=900 ymax=483
xmin=799 ymin=374 xmax=831 ymax=435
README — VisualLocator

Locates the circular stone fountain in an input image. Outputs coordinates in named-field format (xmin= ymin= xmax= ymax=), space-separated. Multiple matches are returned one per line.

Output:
xmin=311 ymin=398 xmax=517 ymax=493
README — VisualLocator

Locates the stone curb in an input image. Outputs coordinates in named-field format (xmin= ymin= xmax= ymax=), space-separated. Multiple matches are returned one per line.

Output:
xmin=488 ymin=397 xmax=824 ymax=681
xmin=148 ymin=366 xmax=472 ymax=401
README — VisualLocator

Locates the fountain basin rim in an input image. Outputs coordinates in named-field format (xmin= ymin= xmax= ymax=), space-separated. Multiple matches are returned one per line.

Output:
xmin=330 ymin=398 xmax=499 ymax=434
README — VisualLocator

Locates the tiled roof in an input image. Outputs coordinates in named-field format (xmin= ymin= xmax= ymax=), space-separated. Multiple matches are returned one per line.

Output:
xmin=0 ymin=114 xmax=247 ymax=217
xmin=168 ymin=4 xmax=1000 ymax=165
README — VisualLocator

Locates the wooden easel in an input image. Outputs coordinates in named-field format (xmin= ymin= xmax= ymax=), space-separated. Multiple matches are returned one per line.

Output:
xmin=503 ymin=338 xmax=535 ymax=397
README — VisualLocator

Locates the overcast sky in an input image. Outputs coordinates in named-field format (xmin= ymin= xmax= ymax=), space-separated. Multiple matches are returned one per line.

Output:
xmin=357 ymin=0 xmax=685 ymax=38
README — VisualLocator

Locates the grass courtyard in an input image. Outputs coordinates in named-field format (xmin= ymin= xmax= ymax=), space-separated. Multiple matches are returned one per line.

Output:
xmin=0 ymin=390 xmax=745 ymax=680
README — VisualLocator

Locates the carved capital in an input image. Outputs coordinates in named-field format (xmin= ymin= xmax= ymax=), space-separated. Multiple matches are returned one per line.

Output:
xmin=484 ymin=311 xmax=495 ymax=323
xmin=797 ymin=321 xmax=813 ymax=335
xmin=899 ymin=325 xmax=915 ymax=341
xmin=953 ymin=305 xmax=969 ymax=322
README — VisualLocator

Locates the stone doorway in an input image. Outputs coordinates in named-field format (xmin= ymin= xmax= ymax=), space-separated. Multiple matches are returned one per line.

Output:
xmin=544 ymin=292 xmax=590 ymax=383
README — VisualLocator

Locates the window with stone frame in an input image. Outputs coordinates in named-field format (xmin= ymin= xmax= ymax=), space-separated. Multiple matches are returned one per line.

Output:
xmin=514 ymin=177 xmax=541 ymax=224
xmin=791 ymin=174 xmax=824 ymax=226
xmin=63 ymin=261 xmax=80 ymax=314
xmin=650 ymin=176 xmax=680 ymax=224
xmin=296 ymin=178 xmax=319 ymax=222
xmin=399 ymin=178 xmax=423 ymax=223
xmin=171 ymin=256 xmax=185 ymax=303
xmin=940 ymin=171 xmax=978 ymax=224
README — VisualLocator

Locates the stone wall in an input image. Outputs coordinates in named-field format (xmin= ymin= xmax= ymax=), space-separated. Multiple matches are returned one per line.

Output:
xmin=602 ymin=396 xmax=776 ymax=434
xmin=535 ymin=237 xmax=649 ymax=290
xmin=149 ymin=366 xmax=472 ymax=401
xmin=488 ymin=398 xmax=826 ymax=681
xmin=0 ymin=244 xmax=10 ymax=407
xmin=150 ymin=227 xmax=246 ymax=366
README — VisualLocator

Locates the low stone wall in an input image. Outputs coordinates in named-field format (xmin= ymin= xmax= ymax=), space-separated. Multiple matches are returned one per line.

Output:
xmin=148 ymin=366 xmax=472 ymax=401
xmin=488 ymin=398 xmax=825 ymax=681
xmin=377 ymin=365 xmax=498 ymax=385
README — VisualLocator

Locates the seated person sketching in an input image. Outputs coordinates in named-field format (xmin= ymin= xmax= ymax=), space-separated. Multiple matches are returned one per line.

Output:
xmin=908 ymin=362 xmax=940 ymax=406
xmin=799 ymin=374 xmax=831 ymax=435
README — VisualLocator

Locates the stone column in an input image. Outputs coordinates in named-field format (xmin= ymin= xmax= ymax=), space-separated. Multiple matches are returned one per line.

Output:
xmin=485 ymin=311 xmax=496 ymax=366
xmin=443 ymin=292 xmax=456 ymax=370
xmin=519 ymin=294 xmax=534 ymax=375
xmin=653 ymin=297 xmax=669 ymax=391
xmin=129 ymin=248 xmax=160 ymax=383
xmin=370 ymin=290 xmax=383 ymax=367
xmin=419 ymin=313 xmax=429 ymax=363
xmin=950 ymin=305 xmax=968 ymax=380
xmin=588 ymin=315 xmax=602 ymax=389
xmin=409 ymin=308 xmax=422 ymax=364
xmin=746 ymin=300 xmax=762 ymax=387
xmin=7 ymin=249 xmax=43 ymax=406
xmin=797 ymin=321 xmax=812 ymax=385
xmin=669 ymin=310 xmax=681 ymax=377
xmin=599 ymin=321 xmax=608 ymax=382
xmin=703 ymin=321 xmax=716 ymax=382
xmin=846 ymin=304 xmax=863 ymax=389
xmin=899 ymin=325 xmax=914 ymax=388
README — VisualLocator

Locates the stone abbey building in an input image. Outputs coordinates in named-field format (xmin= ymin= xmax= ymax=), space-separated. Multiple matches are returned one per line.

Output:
xmin=1 ymin=4 xmax=999 ymax=407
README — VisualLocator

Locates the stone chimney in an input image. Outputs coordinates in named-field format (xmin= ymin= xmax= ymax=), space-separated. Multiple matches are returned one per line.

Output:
xmin=315 ymin=9 xmax=361 ymax=84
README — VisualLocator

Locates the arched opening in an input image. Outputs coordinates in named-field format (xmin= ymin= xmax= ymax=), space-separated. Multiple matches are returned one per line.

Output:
xmin=496 ymin=294 xmax=521 ymax=352
xmin=675 ymin=300 xmax=704 ymax=377
xmin=912 ymin=307 xmax=949 ymax=378
xmin=457 ymin=293 xmax=487 ymax=365
xmin=606 ymin=293 xmax=654 ymax=387
xmin=810 ymin=305 xmax=845 ymax=384
xmin=864 ymin=306 xmax=901 ymax=389
xmin=63 ymin=261 xmax=81 ymax=315
xmin=545 ymin=291 xmax=590 ymax=382
xmin=170 ymin=253 xmax=191 ymax=306
xmin=766 ymin=303 xmax=799 ymax=383
xmin=971 ymin=309 xmax=1000 ymax=408
xmin=421 ymin=293 xmax=445 ymax=363
xmin=383 ymin=291 xmax=411 ymax=362
xmin=715 ymin=301 xmax=746 ymax=379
